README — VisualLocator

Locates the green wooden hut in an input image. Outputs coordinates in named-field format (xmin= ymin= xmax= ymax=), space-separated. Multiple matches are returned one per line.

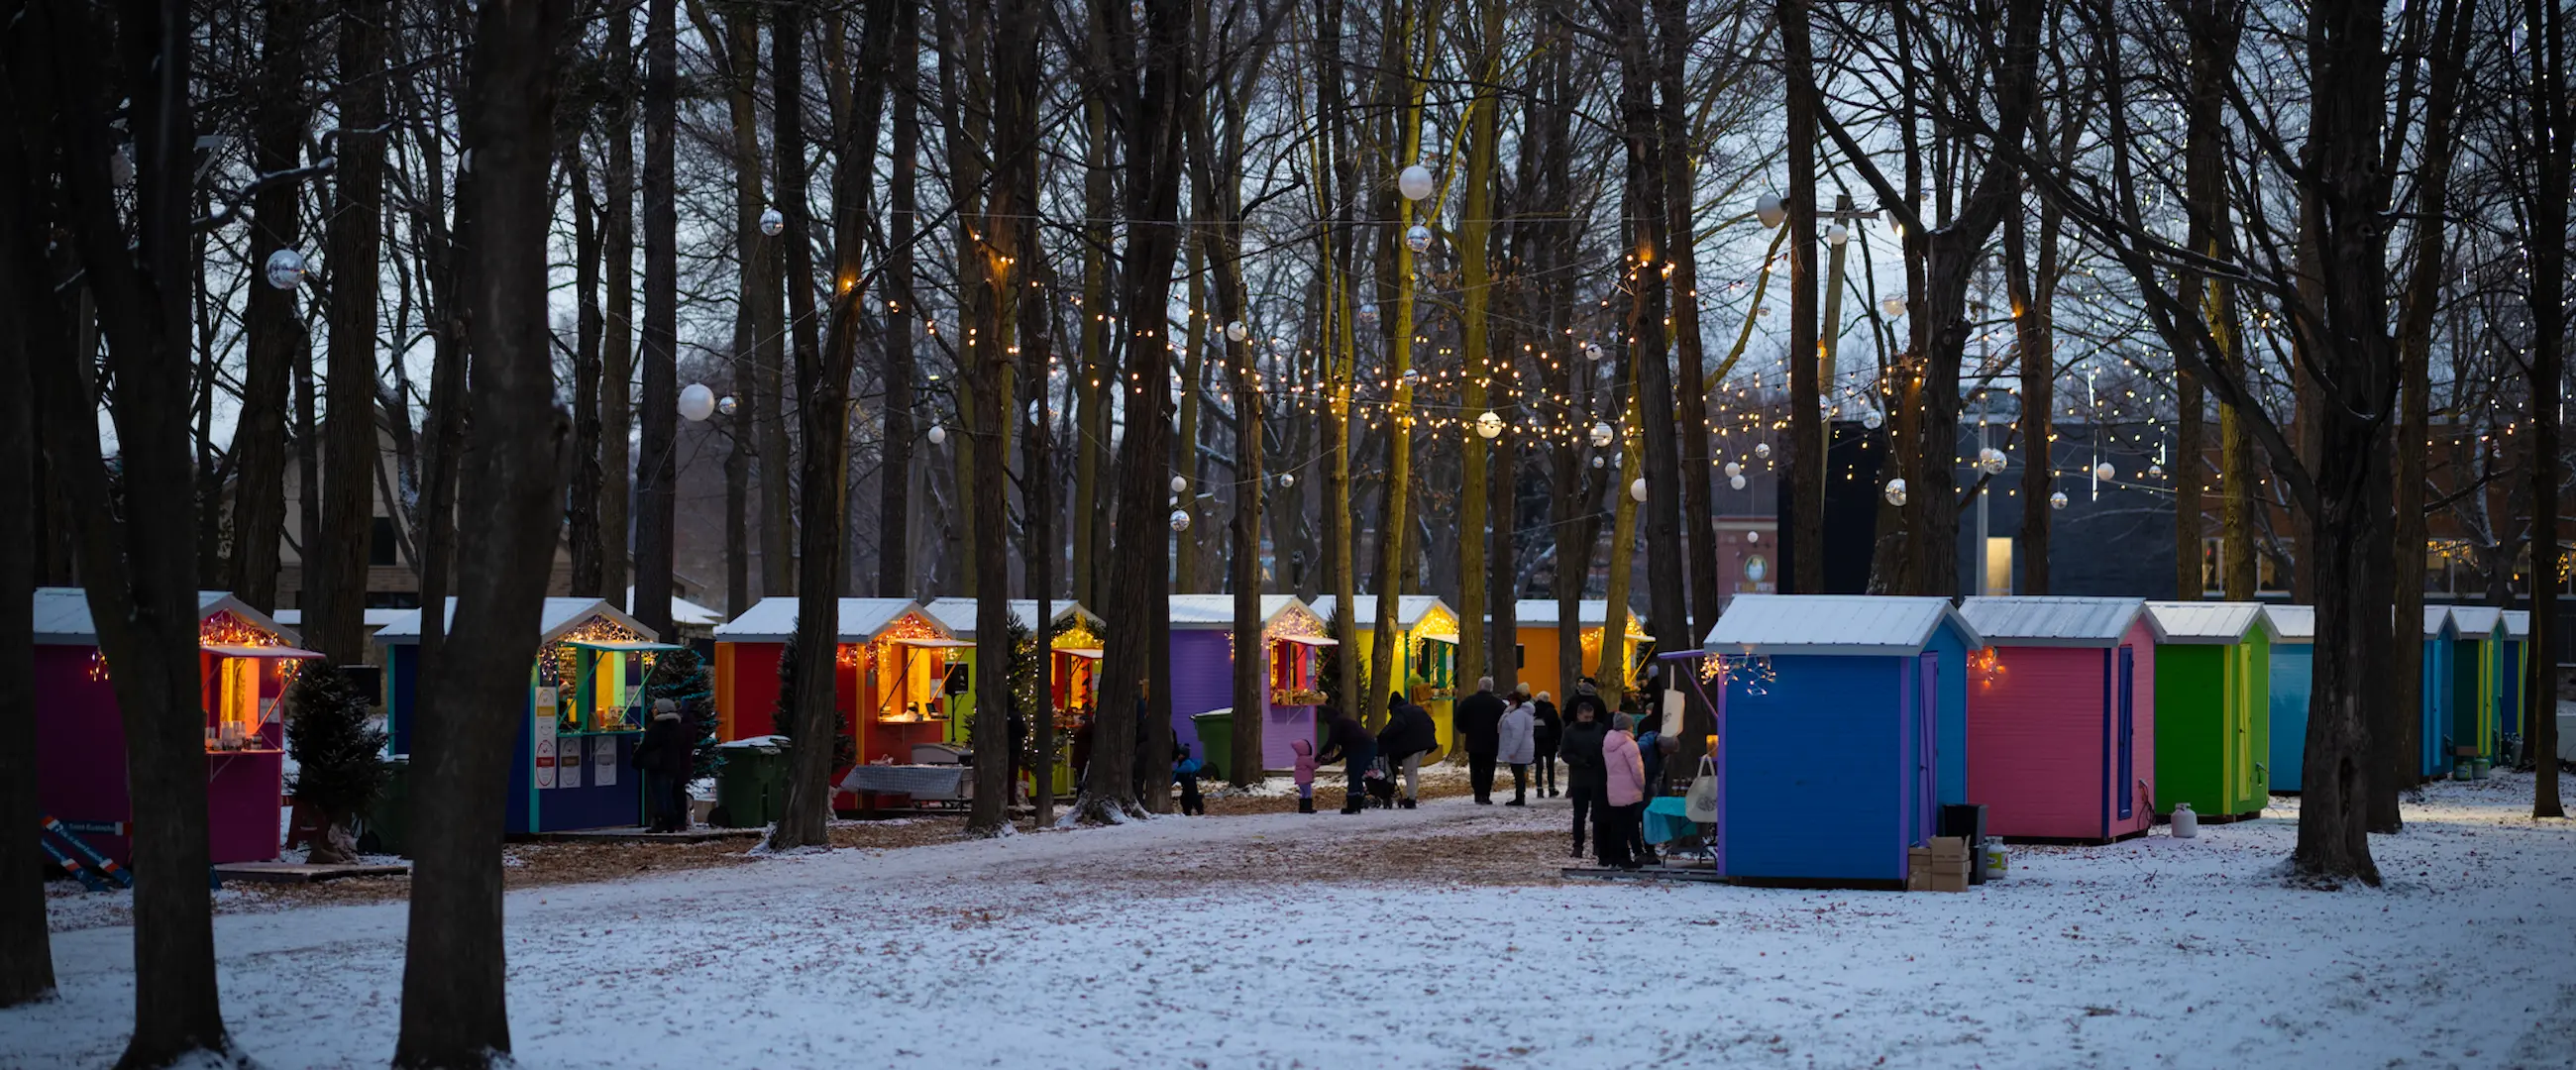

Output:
xmin=2502 ymin=609 xmax=2531 ymax=754
xmin=2145 ymin=601 xmax=2274 ymax=819
xmin=2448 ymin=605 xmax=2507 ymax=764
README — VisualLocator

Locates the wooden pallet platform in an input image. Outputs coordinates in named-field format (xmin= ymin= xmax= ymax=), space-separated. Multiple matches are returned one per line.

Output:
xmin=2002 ymin=826 xmax=2152 ymax=847
xmin=213 ymin=862 xmax=410 ymax=885
xmin=1560 ymin=866 xmax=1730 ymax=884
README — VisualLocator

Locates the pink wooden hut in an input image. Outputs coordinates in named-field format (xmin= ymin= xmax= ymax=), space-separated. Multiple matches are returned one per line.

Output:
xmin=33 ymin=588 xmax=323 ymax=866
xmin=1958 ymin=595 xmax=2161 ymax=843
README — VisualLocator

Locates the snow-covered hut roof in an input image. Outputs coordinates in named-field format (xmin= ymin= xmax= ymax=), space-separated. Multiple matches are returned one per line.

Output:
xmin=923 ymin=598 xmax=1104 ymax=640
xmin=376 ymin=597 xmax=657 ymax=646
xmin=2423 ymin=606 xmax=2456 ymax=639
xmin=1701 ymin=594 xmax=1982 ymax=657
xmin=2262 ymin=605 xmax=2314 ymax=643
xmin=624 ymin=587 xmax=726 ymax=627
xmin=1511 ymin=598 xmax=1649 ymax=629
xmin=2142 ymin=601 xmax=2272 ymax=645
xmin=2503 ymin=609 xmax=2530 ymax=639
xmin=271 ymin=608 xmax=412 ymax=631
xmin=2447 ymin=605 xmax=2505 ymax=638
xmin=712 ymin=597 xmax=934 ymax=644
xmin=33 ymin=588 xmax=303 ymax=647
xmin=1959 ymin=596 xmax=2158 ymax=648
xmin=1308 ymin=595 xmax=1452 ymax=632
xmin=1167 ymin=594 xmax=1312 ymax=631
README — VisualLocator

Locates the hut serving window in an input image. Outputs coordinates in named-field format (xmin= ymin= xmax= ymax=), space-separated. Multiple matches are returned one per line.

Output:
xmin=198 ymin=610 xmax=321 ymax=752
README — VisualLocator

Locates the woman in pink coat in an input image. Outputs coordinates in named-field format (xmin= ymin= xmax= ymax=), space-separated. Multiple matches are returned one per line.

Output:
xmin=1598 ymin=713 xmax=1648 ymax=869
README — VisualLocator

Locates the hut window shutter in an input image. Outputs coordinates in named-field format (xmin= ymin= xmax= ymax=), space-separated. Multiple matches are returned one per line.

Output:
xmin=2116 ymin=647 xmax=2135 ymax=820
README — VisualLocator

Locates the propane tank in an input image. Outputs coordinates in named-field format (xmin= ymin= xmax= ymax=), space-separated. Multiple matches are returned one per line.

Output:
xmin=2171 ymin=802 xmax=2200 ymax=839
xmin=1981 ymin=838 xmax=2008 ymax=880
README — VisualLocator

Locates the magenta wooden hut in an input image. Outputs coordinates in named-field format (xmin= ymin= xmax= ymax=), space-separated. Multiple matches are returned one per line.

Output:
xmin=1958 ymin=595 xmax=2161 ymax=843
xmin=33 ymin=588 xmax=323 ymax=866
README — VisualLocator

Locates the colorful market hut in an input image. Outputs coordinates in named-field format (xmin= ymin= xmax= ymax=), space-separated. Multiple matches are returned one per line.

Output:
xmin=2502 ymin=609 xmax=2530 ymax=752
xmin=1308 ymin=595 xmax=1461 ymax=757
xmin=2262 ymin=605 xmax=2314 ymax=793
xmin=2446 ymin=605 xmax=2507 ymax=764
xmin=1168 ymin=594 xmax=1335 ymax=773
xmin=709 ymin=598 xmax=968 ymax=806
xmin=922 ymin=597 xmax=1106 ymax=793
xmin=1957 ymin=596 xmax=2160 ymax=842
xmin=2418 ymin=607 xmax=2460 ymax=778
xmin=1507 ymin=599 xmax=1656 ymax=703
xmin=33 ymin=588 xmax=321 ymax=866
xmin=1699 ymin=594 xmax=1981 ymax=886
xmin=2143 ymin=601 xmax=2273 ymax=819
xmin=378 ymin=597 xmax=680 ymax=834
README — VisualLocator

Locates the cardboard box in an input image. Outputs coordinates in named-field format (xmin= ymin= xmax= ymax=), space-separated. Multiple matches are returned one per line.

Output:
xmin=1928 ymin=871 xmax=1970 ymax=893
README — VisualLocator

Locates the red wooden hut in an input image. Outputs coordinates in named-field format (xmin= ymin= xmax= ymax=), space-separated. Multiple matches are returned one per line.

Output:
xmin=711 ymin=598 xmax=968 ymax=808
xmin=33 ymin=588 xmax=322 ymax=866
xmin=1957 ymin=595 xmax=2161 ymax=843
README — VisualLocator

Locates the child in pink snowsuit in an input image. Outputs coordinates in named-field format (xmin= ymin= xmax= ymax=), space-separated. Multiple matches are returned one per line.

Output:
xmin=1292 ymin=738 xmax=1318 ymax=813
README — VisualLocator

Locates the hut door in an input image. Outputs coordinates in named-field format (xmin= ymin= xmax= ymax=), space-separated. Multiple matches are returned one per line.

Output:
xmin=2116 ymin=648 xmax=2135 ymax=820
xmin=1912 ymin=654 xmax=1938 ymax=848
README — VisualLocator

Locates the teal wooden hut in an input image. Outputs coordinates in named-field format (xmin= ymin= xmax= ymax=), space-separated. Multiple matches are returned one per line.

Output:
xmin=2447 ymin=605 xmax=2506 ymax=764
xmin=2264 ymin=605 xmax=2313 ymax=793
xmin=2418 ymin=607 xmax=2459 ymax=778
xmin=2144 ymin=602 xmax=2273 ymax=819
xmin=2502 ymin=609 xmax=2531 ymax=754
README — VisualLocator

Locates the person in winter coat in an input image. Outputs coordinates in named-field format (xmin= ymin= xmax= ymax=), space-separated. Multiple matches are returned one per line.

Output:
xmin=1599 ymin=712 xmax=1649 ymax=869
xmin=1530 ymin=692 xmax=1562 ymax=798
xmin=630 ymin=699 xmax=696 ymax=833
xmin=1174 ymin=744 xmax=1206 ymax=815
xmin=1453 ymin=679 xmax=1509 ymax=804
xmin=1292 ymin=737 xmax=1319 ymax=813
xmin=1378 ymin=694 xmax=1438 ymax=808
xmin=1315 ymin=705 xmax=1377 ymax=814
xmin=1496 ymin=690 xmax=1537 ymax=805
xmin=1558 ymin=696 xmax=1610 ymax=858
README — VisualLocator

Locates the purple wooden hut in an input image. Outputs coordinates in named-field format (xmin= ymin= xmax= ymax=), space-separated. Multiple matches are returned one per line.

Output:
xmin=1167 ymin=595 xmax=1334 ymax=773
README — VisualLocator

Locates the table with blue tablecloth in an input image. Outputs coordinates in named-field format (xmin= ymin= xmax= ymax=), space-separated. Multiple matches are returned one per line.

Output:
xmin=1643 ymin=795 xmax=1699 ymax=845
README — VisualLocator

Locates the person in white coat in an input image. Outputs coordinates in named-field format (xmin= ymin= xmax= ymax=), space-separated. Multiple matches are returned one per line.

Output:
xmin=1497 ymin=688 xmax=1538 ymax=806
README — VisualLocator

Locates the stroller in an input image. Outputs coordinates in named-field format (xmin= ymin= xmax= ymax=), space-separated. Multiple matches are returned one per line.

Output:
xmin=1362 ymin=757 xmax=1398 ymax=808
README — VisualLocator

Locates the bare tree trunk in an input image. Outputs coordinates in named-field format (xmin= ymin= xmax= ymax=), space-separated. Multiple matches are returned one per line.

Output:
xmin=1316 ymin=0 xmax=1364 ymax=723
xmin=878 ymin=0 xmax=920 ymax=598
xmin=391 ymin=6 xmax=576 ymax=1062
xmin=17 ymin=2 xmax=238 ymax=1058
xmin=569 ymin=148 xmax=607 ymax=597
xmin=1070 ymin=85 xmax=1111 ymax=608
xmin=230 ymin=0 xmax=313 ymax=612
xmin=602 ymin=6 xmax=635 ymax=600
xmin=970 ymin=0 xmax=1025 ymax=836
xmin=2524 ymin=0 xmax=2567 ymax=819
xmin=1781 ymin=0 xmax=1823 ymax=594
xmin=1366 ymin=3 xmax=1426 ymax=718
xmin=1454 ymin=0 xmax=1501 ymax=693
xmin=631 ymin=0 xmax=679 ymax=637
xmin=2003 ymin=204 xmax=2057 ymax=594
xmin=0 ymin=142 xmax=54 ymax=1011
xmin=1652 ymin=0 xmax=1719 ymax=655
xmin=315 ymin=0 xmax=387 ymax=665
xmin=1612 ymin=0 xmax=1688 ymax=716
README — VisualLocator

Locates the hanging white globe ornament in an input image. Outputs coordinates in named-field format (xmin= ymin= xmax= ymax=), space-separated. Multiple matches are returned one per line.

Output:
xmin=2093 ymin=462 xmax=2116 ymax=482
xmin=1170 ymin=475 xmax=1190 ymax=494
xmin=1977 ymin=447 xmax=2007 ymax=475
xmin=927 ymin=423 xmax=947 ymax=446
xmin=1169 ymin=509 xmax=1192 ymax=533
xmin=1588 ymin=421 xmax=1616 ymax=448
xmin=1729 ymin=474 xmax=1749 ymax=490
xmin=1755 ymin=442 xmax=1772 ymax=460
xmin=1276 ymin=472 xmax=1295 ymax=489
xmin=1584 ymin=341 xmax=1607 ymax=363
xmin=1590 ymin=456 xmax=1606 ymax=470
xmin=262 ymin=249 xmax=307 ymax=290
xmin=1630 ymin=478 xmax=1648 ymax=503
xmin=1755 ymin=193 xmax=1786 ymax=228
xmin=1404 ymin=225 xmax=1433 ymax=254
xmin=759 ymin=207 xmax=784 ymax=236
xmin=1882 ymin=478 xmax=1908 ymax=507
xmin=1475 ymin=411 xmax=1503 ymax=439
xmin=679 ymin=382 xmax=717 ymax=422
xmin=1397 ymin=163 xmax=1436 ymax=202
xmin=1226 ymin=320 xmax=1249 ymax=343
xmin=1723 ymin=461 xmax=1742 ymax=479
xmin=2147 ymin=463 xmax=2165 ymax=479
xmin=2050 ymin=489 xmax=2070 ymax=510
xmin=717 ymin=395 xmax=739 ymax=417
xmin=1880 ymin=294 xmax=1908 ymax=319
xmin=1826 ymin=224 xmax=1850 ymax=247
xmin=1861 ymin=408 xmax=1884 ymax=430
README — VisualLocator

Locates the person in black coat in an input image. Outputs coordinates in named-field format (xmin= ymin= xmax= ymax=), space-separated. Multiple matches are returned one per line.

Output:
xmin=630 ymin=699 xmax=696 ymax=832
xmin=1453 ymin=679 xmax=1507 ymax=804
xmin=1556 ymin=693 xmax=1611 ymax=859
xmin=1378 ymin=694 xmax=1438 ymax=808
xmin=1314 ymin=705 xmax=1377 ymax=814
xmin=1530 ymin=692 xmax=1563 ymax=798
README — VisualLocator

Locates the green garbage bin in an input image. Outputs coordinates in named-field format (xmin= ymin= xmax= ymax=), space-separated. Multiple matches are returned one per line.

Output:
xmin=714 ymin=737 xmax=788 ymax=828
xmin=1192 ymin=709 xmax=1235 ymax=784
xmin=357 ymin=756 xmax=410 ymax=856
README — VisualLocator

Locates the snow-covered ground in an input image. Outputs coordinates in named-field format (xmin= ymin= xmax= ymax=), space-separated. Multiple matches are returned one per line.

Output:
xmin=9 ymin=775 xmax=2574 ymax=1069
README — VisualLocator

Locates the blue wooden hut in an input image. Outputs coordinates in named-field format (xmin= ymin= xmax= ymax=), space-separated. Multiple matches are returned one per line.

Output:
xmin=2263 ymin=606 xmax=2314 ymax=792
xmin=1700 ymin=594 xmax=1982 ymax=887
